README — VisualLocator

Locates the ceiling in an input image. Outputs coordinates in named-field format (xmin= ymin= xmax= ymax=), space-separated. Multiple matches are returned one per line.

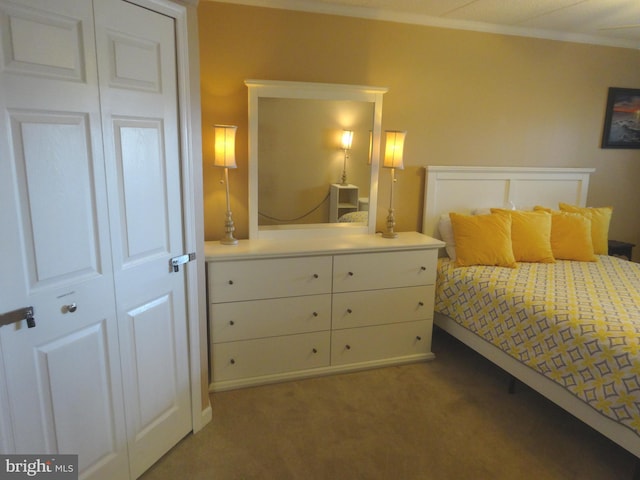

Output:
xmin=214 ymin=0 xmax=640 ymax=49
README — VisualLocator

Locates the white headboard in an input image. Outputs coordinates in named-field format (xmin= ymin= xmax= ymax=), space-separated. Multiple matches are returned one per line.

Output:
xmin=422 ymin=166 xmax=595 ymax=239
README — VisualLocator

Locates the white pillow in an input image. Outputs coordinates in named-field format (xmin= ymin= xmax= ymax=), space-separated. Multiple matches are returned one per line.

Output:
xmin=438 ymin=214 xmax=456 ymax=260
xmin=472 ymin=202 xmax=519 ymax=216
xmin=471 ymin=208 xmax=492 ymax=216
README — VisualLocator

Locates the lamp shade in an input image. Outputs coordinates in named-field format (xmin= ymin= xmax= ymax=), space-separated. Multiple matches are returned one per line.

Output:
xmin=383 ymin=130 xmax=406 ymax=170
xmin=341 ymin=130 xmax=354 ymax=150
xmin=213 ymin=124 xmax=238 ymax=169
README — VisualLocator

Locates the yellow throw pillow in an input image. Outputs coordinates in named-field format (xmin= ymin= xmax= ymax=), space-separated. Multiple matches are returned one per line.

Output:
xmin=449 ymin=212 xmax=517 ymax=268
xmin=546 ymin=211 xmax=597 ymax=261
xmin=533 ymin=206 xmax=552 ymax=213
xmin=491 ymin=209 xmax=555 ymax=263
xmin=559 ymin=203 xmax=612 ymax=255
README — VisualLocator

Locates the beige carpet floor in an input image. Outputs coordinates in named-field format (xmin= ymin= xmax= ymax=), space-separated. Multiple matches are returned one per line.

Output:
xmin=141 ymin=328 xmax=637 ymax=479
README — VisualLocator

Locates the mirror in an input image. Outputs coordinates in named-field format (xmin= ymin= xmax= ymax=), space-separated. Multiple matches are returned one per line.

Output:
xmin=246 ymin=80 xmax=387 ymax=239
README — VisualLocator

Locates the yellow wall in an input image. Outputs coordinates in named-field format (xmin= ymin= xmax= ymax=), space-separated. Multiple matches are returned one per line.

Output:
xmin=199 ymin=2 xmax=640 ymax=256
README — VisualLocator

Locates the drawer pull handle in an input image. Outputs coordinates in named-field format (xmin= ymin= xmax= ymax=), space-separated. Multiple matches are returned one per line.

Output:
xmin=229 ymin=320 xmax=235 ymax=326
xmin=416 ymin=336 xmax=422 ymax=341
xmin=345 ymin=344 xmax=351 ymax=350
xmin=313 ymin=273 xmax=319 ymax=278
xmin=230 ymin=358 xmax=236 ymax=365
xmin=312 ymin=312 xmax=318 ymax=317
xmin=346 ymin=308 xmax=353 ymax=314
xmin=312 ymin=348 xmax=318 ymax=354
xmin=348 ymin=271 xmax=354 ymax=276
xmin=228 ymin=280 xmax=234 ymax=285
xmin=420 ymin=266 xmax=426 ymax=271
xmin=418 ymin=301 xmax=424 ymax=306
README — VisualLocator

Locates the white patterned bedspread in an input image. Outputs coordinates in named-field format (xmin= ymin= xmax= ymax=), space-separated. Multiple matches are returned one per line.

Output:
xmin=436 ymin=255 xmax=640 ymax=437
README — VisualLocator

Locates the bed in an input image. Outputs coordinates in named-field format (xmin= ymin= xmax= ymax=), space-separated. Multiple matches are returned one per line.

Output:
xmin=338 ymin=211 xmax=369 ymax=223
xmin=422 ymin=165 xmax=640 ymax=462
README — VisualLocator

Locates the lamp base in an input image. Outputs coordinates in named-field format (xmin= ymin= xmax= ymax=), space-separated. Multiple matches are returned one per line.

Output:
xmin=220 ymin=210 xmax=238 ymax=245
xmin=220 ymin=236 xmax=238 ymax=246
xmin=382 ymin=207 xmax=398 ymax=239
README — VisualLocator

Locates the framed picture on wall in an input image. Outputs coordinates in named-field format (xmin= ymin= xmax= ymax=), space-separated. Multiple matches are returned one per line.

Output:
xmin=601 ymin=87 xmax=640 ymax=149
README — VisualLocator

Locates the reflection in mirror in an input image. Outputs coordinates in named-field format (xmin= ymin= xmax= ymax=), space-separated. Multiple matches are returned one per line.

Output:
xmin=257 ymin=98 xmax=374 ymax=226
xmin=246 ymin=80 xmax=387 ymax=239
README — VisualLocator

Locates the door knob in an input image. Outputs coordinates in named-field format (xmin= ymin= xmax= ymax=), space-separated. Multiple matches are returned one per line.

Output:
xmin=65 ymin=303 xmax=77 ymax=313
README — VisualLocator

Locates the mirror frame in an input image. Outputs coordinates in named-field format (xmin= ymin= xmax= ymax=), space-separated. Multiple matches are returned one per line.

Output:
xmin=246 ymin=79 xmax=387 ymax=239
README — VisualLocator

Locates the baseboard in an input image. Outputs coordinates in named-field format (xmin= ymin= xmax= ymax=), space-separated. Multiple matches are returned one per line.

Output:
xmin=201 ymin=404 xmax=212 ymax=425
xmin=192 ymin=403 xmax=212 ymax=434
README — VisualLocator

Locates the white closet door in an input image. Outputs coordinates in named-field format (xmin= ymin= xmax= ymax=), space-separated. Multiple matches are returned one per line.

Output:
xmin=94 ymin=1 xmax=192 ymax=477
xmin=0 ymin=1 xmax=129 ymax=479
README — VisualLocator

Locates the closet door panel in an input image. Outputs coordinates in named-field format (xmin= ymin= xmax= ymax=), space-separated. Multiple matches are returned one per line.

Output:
xmin=113 ymin=118 xmax=170 ymax=263
xmin=9 ymin=112 xmax=101 ymax=286
xmin=1 ymin=2 xmax=195 ymax=478
xmin=0 ymin=2 xmax=130 ymax=479
xmin=0 ymin=0 xmax=85 ymax=81
xmin=95 ymin=1 xmax=191 ymax=477
xmin=35 ymin=321 xmax=120 ymax=471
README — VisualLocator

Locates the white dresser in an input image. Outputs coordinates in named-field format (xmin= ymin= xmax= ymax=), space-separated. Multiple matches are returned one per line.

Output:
xmin=205 ymin=232 xmax=443 ymax=391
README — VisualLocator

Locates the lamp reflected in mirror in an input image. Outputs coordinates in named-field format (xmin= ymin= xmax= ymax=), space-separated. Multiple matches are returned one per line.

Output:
xmin=213 ymin=124 xmax=239 ymax=245
xmin=381 ymin=130 xmax=406 ymax=239
xmin=340 ymin=129 xmax=354 ymax=185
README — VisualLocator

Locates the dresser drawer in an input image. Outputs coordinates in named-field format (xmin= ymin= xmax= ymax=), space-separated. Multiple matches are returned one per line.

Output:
xmin=333 ymin=249 xmax=437 ymax=292
xmin=208 ymin=256 xmax=332 ymax=303
xmin=331 ymin=320 xmax=431 ymax=366
xmin=212 ymin=332 xmax=330 ymax=382
xmin=211 ymin=294 xmax=331 ymax=343
xmin=332 ymin=285 xmax=435 ymax=330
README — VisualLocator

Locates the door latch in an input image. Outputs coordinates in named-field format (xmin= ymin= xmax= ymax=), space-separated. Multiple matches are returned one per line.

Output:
xmin=170 ymin=252 xmax=196 ymax=272
xmin=0 ymin=306 xmax=35 ymax=329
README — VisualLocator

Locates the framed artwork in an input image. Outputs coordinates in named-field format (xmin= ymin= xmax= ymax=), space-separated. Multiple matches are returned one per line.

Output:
xmin=601 ymin=87 xmax=640 ymax=149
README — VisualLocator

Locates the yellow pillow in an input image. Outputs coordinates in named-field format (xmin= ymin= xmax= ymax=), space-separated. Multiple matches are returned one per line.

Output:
xmin=533 ymin=206 xmax=552 ymax=213
xmin=558 ymin=203 xmax=612 ymax=255
xmin=541 ymin=210 xmax=597 ymax=261
xmin=491 ymin=209 xmax=555 ymax=263
xmin=449 ymin=212 xmax=516 ymax=268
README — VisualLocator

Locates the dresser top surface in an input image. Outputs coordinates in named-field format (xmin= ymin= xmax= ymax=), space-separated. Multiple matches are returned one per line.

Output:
xmin=205 ymin=232 xmax=444 ymax=261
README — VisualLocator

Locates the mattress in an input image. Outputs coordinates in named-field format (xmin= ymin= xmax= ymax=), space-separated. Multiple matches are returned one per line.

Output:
xmin=338 ymin=211 xmax=369 ymax=223
xmin=435 ymin=255 xmax=640 ymax=437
